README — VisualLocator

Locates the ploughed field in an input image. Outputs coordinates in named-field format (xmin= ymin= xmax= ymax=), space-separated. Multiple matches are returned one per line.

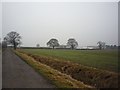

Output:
xmin=16 ymin=49 xmax=119 ymax=88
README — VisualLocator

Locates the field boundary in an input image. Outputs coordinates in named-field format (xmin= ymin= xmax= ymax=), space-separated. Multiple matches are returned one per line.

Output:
xmin=14 ymin=50 xmax=94 ymax=88
xmin=15 ymin=49 xmax=118 ymax=88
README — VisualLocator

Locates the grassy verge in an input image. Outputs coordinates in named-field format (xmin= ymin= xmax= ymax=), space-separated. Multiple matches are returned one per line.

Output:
xmin=16 ymin=49 xmax=118 ymax=88
xmin=14 ymin=50 xmax=93 ymax=88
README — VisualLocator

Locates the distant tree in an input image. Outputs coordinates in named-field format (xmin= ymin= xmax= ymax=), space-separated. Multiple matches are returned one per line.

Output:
xmin=97 ymin=41 xmax=106 ymax=50
xmin=113 ymin=45 xmax=117 ymax=49
xmin=2 ymin=40 xmax=7 ymax=48
xmin=36 ymin=44 xmax=40 ymax=47
xmin=106 ymin=45 xmax=110 ymax=49
xmin=0 ymin=38 xmax=1 ymax=48
xmin=4 ymin=31 xmax=21 ymax=50
xmin=47 ymin=38 xmax=59 ymax=49
xmin=114 ymin=45 xmax=117 ymax=47
xmin=67 ymin=38 xmax=78 ymax=49
xmin=110 ymin=45 xmax=114 ymax=49
xmin=118 ymin=46 xmax=120 ymax=49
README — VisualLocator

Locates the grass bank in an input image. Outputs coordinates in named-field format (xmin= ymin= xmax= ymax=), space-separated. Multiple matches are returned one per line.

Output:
xmin=14 ymin=50 xmax=93 ymax=88
xmin=16 ymin=49 xmax=118 ymax=88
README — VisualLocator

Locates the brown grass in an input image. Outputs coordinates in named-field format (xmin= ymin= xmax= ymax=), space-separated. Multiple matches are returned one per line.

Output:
xmin=16 ymin=50 xmax=118 ymax=88
xmin=14 ymin=50 xmax=93 ymax=88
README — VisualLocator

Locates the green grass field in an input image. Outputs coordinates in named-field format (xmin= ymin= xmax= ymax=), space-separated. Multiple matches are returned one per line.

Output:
xmin=20 ymin=49 xmax=118 ymax=72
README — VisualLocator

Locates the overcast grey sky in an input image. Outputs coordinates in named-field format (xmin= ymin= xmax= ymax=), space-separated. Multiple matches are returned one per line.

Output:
xmin=2 ymin=2 xmax=118 ymax=47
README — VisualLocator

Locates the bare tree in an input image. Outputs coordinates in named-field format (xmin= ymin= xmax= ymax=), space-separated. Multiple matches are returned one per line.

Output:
xmin=67 ymin=38 xmax=78 ymax=49
xmin=97 ymin=41 xmax=106 ymax=50
xmin=4 ymin=31 xmax=21 ymax=50
xmin=47 ymin=38 xmax=59 ymax=49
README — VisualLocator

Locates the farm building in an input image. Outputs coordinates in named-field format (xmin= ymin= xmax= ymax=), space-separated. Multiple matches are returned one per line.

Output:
xmin=79 ymin=46 xmax=99 ymax=49
xmin=58 ymin=45 xmax=70 ymax=49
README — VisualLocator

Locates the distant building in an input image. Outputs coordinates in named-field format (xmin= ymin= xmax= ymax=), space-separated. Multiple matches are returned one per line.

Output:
xmin=80 ymin=46 xmax=99 ymax=49
xmin=56 ymin=45 xmax=70 ymax=49
xmin=87 ymin=46 xmax=99 ymax=49
xmin=58 ymin=45 xmax=67 ymax=48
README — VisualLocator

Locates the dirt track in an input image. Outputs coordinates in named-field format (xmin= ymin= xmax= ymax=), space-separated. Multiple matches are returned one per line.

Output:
xmin=2 ymin=48 xmax=55 ymax=88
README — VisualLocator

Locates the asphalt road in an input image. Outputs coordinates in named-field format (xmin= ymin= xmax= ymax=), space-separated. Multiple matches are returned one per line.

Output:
xmin=2 ymin=48 xmax=56 ymax=88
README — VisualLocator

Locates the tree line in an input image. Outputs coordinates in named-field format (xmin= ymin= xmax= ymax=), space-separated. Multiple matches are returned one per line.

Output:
xmin=46 ymin=38 xmax=78 ymax=49
xmin=1 ymin=31 xmax=118 ymax=50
